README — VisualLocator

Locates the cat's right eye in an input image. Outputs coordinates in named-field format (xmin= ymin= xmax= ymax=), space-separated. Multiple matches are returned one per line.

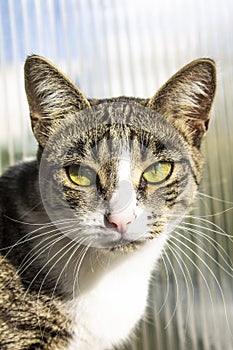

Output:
xmin=67 ymin=164 xmax=96 ymax=187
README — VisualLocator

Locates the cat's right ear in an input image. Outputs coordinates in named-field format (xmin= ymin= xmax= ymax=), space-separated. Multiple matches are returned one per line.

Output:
xmin=24 ymin=55 xmax=90 ymax=146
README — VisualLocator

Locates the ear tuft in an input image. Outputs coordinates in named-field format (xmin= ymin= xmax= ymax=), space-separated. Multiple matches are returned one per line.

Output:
xmin=147 ymin=59 xmax=216 ymax=147
xmin=24 ymin=55 xmax=90 ymax=146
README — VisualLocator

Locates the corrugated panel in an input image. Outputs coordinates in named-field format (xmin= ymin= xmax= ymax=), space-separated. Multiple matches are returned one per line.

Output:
xmin=0 ymin=1 xmax=233 ymax=349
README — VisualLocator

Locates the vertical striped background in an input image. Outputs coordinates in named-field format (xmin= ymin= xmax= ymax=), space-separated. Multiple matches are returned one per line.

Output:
xmin=0 ymin=1 xmax=233 ymax=349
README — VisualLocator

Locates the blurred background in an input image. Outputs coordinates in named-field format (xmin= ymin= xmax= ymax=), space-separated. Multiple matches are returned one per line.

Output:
xmin=0 ymin=0 xmax=233 ymax=349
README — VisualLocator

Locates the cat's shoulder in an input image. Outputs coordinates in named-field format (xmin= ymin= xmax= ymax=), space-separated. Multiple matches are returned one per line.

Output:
xmin=0 ymin=159 xmax=38 ymax=194
xmin=0 ymin=159 xmax=39 ymax=217
xmin=0 ymin=158 xmax=38 ymax=182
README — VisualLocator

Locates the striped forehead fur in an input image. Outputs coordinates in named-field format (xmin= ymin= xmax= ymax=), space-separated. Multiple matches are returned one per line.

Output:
xmin=39 ymin=100 xmax=203 ymax=198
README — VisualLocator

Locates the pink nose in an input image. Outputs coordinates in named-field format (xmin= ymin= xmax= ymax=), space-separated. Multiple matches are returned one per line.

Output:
xmin=107 ymin=213 xmax=136 ymax=234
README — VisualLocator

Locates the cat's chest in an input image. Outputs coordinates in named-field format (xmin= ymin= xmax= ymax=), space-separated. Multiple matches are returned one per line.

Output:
xmin=65 ymin=274 xmax=148 ymax=350
xmin=62 ymin=238 xmax=166 ymax=350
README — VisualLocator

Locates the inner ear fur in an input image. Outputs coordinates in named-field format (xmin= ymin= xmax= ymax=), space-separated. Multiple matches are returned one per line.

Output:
xmin=24 ymin=55 xmax=90 ymax=146
xmin=147 ymin=59 xmax=216 ymax=147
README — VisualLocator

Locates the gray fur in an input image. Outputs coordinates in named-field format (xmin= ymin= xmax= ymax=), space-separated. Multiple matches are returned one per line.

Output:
xmin=0 ymin=56 xmax=216 ymax=349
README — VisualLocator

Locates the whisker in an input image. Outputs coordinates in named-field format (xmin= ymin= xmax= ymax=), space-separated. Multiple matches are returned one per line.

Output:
xmin=22 ymin=231 xmax=81 ymax=298
xmin=4 ymin=214 xmax=80 ymax=227
xmin=186 ymin=208 xmax=233 ymax=219
xmin=166 ymin=243 xmax=194 ymax=333
xmin=4 ymin=214 xmax=54 ymax=226
xmin=72 ymin=240 xmax=93 ymax=297
xmin=35 ymin=238 xmax=83 ymax=335
xmin=180 ymin=220 xmax=233 ymax=240
xmin=170 ymin=233 xmax=232 ymax=337
xmin=16 ymin=224 xmax=82 ymax=280
xmin=158 ymin=253 xmax=170 ymax=314
xmin=178 ymin=223 xmax=233 ymax=268
xmin=166 ymin=212 xmax=232 ymax=239
xmin=16 ymin=232 xmax=66 ymax=280
xmin=174 ymin=229 xmax=233 ymax=277
xmin=0 ymin=226 xmax=72 ymax=289
xmin=0 ymin=218 xmax=81 ymax=254
xmin=0 ymin=224 xmax=53 ymax=253
xmin=198 ymin=191 xmax=233 ymax=205
xmin=44 ymin=235 xmax=92 ymax=303
xmin=18 ymin=201 xmax=46 ymax=220
xmin=161 ymin=249 xmax=179 ymax=328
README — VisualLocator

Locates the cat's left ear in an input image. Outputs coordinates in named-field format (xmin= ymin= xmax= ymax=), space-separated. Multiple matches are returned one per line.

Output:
xmin=24 ymin=55 xmax=90 ymax=146
xmin=147 ymin=59 xmax=216 ymax=147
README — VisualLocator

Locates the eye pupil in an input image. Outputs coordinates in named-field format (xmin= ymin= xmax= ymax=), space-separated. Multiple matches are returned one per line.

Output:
xmin=142 ymin=162 xmax=172 ymax=184
xmin=68 ymin=165 xmax=96 ymax=187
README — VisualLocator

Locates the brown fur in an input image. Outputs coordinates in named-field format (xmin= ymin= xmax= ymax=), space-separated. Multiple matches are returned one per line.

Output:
xmin=0 ymin=56 xmax=216 ymax=349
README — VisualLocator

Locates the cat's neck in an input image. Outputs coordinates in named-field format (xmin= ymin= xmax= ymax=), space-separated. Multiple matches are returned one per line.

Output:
xmin=61 ymin=237 xmax=167 ymax=350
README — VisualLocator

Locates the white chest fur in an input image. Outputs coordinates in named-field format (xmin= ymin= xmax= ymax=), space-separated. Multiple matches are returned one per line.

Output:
xmin=64 ymin=236 xmax=167 ymax=350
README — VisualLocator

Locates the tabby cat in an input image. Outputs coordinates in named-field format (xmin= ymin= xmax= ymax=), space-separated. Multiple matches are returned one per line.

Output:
xmin=0 ymin=56 xmax=216 ymax=350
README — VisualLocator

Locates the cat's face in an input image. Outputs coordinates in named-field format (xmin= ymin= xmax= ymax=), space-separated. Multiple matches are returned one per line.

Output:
xmin=24 ymin=56 xmax=216 ymax=251
xmin=38 ymin=102 xmax=196 ymax=249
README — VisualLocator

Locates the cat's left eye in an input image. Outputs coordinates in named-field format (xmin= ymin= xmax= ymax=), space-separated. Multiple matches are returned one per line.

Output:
xmin=67 ymin=164 xmax=96 ymax=187
xmin=142 ymin=162 xmax=173 ymax=185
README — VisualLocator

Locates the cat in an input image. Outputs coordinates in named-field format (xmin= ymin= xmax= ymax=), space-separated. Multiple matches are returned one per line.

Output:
xmin=0 ymin=55 xmax=216 ymax=350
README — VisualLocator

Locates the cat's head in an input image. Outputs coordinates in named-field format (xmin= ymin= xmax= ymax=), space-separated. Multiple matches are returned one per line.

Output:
xmin=24 ymin=56 xmax=216 ymax=250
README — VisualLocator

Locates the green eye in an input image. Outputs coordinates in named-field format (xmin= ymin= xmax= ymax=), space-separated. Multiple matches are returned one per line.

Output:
xmin=68 ymin=164 xmax=96 ymax=187
xmin=142 ymin=162 xmax=173 ymax=184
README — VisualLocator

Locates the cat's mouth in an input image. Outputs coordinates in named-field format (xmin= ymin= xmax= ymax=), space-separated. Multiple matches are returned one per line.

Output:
xmin=105 ymin=236 xmax=145 ymax=249
xmin=82 ymin=227 xmax=148 ymax=251
xmin=101 ymin=236 xmax=146 ymax=252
